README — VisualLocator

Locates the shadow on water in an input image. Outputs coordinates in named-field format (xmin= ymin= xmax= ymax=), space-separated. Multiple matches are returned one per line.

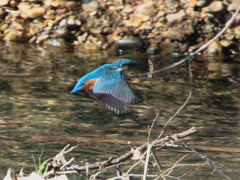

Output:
xmin=0 ymin=42 xmax=240 ymax=179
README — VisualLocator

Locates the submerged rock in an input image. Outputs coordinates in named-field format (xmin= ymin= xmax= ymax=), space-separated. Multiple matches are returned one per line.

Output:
xmin=147 ymin=43 xmax=161 ymax=55
xmin=113 ymin=37 xmax=146 ymax=55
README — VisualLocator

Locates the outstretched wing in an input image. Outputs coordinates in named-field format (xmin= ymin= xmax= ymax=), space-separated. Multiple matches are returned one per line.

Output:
xmin=87 ymin=90 xmax=130 ymax=114
xmin=87 ymin=70 xmax=140 ymax=114
xmin=93 ymin=71 xmax=139 ymax=104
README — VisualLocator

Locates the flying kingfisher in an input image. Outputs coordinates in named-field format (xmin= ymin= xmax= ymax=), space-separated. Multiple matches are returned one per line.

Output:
xmin=70 ymin=59 xmax=149 ymax=114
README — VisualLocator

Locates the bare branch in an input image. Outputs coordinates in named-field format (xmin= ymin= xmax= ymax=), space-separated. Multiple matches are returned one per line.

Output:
xmin=128 ymin=3 xmax=240 ymax=79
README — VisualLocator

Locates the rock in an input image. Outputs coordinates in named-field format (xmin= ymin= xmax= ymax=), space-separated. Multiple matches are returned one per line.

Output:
xmin=59 ymin=19 xmax=67 ymax=27
xmin=234 ymin=26 xmax=240 ymax=39
xmin=205 ymin=41 xmax=223 ymax=56
xmin=82 ymin=0 xmax=98 ymax=12
xmin=203 ymin=1 xmax=225 ymax=13
xmin=84 ymin=35 xmax=102 ymax=49
xmin=166 ymin=10 xmax=186 ymax=25
xmin=61 ymin=1 xmax=78 ymax=9
xmin=11 ymin=22 xmax=24 ymax=30
xmin=224 ymin=29 xmax=234 ymax=40
xmin=162 ymin=30 xmax=183 ymax=41
xmin=135 ymin=1 xmax=154 ymax=15
xmin=27 ymin=7 xmax=46 ymax=19
xmin=18 ymin=3 xmax=31 ymax=13
xmin=0 ymin=0 xmax=10 ymax=6
xmin=67 ymin=18 xmax=75 ymax=26
xmin=123 ymin=5 xmax=134 ymax=13
xmin=139 ymin=24 xmax=154 ymax=30
xmin=182 ymin=0 xmax=197 ymax=8
xmin=113 ymin=36 xmax=145 ymax=55
xmin=55 ymin=28 xmax=69 ymax=38
xmin=43 ymin=38 xmax=66 ymax=47
xmin=0 ymin=8 xmax=6 ymax=17
xmin=219 ymin=39 xmax=233 ymax=47
xmin=147 ymin=43 xmax=161 ymax=55
xmin=50 ymin=0 xmax=60 ymax=8
xmin=209 ymin=1 xmax=224 ymax=12
xmin=36 ymin=33 xmax=49 ymax=43
xmin=77 ymin=32 xmax=88 ymax=44
xmin=156 ymin=11 xmax=166 ymax=18
xmin=196 ymin=0 xmax=206 ymax=7
xmin=160 ymin=38 xmax=179 ymax=53
xmin=123 ymin=18 xmax=142 ymax=28
xmin=234 ymin=13 xmax=240 ymax=24
xmin=227 ymin=2 xmax=239 ymax=12
xmin=89 ymin=28 xmax=102 ymax=34
xmin=0 ymin=24 xmax=8 ymax=32
xmin=3 ymin=29 xmax=25 ymax=41
xmin=103 ymin=27 xmax=114 ymax=34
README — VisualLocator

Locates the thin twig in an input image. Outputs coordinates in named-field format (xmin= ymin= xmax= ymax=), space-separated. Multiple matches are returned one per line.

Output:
xmin=156 ymin=91 xmax=192 ymax=141
xmin=151 ymin=148 xmax=162 ymax=171
xmin=184 ymin=143 xmax=232 ymax=180
xmin=143 ymin=144 xmax=153 ymax=180
xmin=148 ymin=113 xmax=159 ymax=142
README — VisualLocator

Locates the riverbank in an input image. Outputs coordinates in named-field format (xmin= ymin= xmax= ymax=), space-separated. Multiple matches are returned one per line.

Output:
xmin=0 ymin=0 xmax=239 ymax=55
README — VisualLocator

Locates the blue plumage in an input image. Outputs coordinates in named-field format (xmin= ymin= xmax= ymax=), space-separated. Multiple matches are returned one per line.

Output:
xmin=70 ymin=59 xmax=147 ymax=114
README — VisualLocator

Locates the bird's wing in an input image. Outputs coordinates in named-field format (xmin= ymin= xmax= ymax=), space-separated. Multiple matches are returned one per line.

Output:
xmin=87 ymin=90 xmax=129 ymax=114
xmin=92 ymin=71 xmax=140 ymax=104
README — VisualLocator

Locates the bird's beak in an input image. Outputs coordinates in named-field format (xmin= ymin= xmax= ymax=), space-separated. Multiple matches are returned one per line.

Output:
xmin=127 ymin=62 xmax=149 ymax=68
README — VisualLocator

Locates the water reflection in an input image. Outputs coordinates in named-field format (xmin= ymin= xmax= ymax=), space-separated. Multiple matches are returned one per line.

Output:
xmin=0 ymin=42 xmax=239 ymax=179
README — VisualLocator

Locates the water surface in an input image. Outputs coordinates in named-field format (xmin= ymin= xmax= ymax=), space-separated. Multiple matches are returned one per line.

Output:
xmin=0 ymin=42 xmax=239 ymax=179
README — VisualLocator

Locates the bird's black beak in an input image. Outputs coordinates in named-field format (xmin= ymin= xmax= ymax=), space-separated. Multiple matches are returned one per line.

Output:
xmin=127 ymin=62 xmax=149 ymax=68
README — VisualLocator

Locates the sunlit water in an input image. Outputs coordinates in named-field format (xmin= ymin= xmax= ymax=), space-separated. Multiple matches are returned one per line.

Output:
xmin=0 ymin=42 xmax=239 ymax=179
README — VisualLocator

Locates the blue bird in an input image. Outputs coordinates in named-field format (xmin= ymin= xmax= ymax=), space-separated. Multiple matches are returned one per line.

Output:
xmin=70 ymin=59 xmax=148 ymax=114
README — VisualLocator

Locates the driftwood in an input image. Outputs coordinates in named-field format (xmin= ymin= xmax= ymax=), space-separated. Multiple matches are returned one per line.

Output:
xmin=47 ymin=126 xmax=197 ymax=176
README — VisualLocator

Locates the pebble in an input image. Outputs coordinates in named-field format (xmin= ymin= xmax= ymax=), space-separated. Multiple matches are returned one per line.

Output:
xmin=234 ymin=26 xmax=240 ymax=39
xmin=166 ymin=10 xmax=186 ymax=25
xmin=59 ymin=19 xmax=67 ymax=27
xmin=82 ymin=1 xmax=98 ymax=12
xmin=219 ymin=39 xmax=233 ymax=47
xmin=205 ymin=41 xmax=223 ymax=56
xmin=162 ymin=30 xmax=183 ymax=41
xmin=227 ymin=2 xmax=239 ymax=12
xmin=0 ymin=0 xmax=10 ymax=6
xmin=67 ymin=18 xmax=75 ymax=26
xmin=3 ymin=29 xmax=24 ymax=41
xmin=27 ymin=7 xmax=46 ymax=19
xmin=196 ymin=0 xmax=206 ymax=7
xmin=36 ymin=33 xmax=49 ymax=43
xmin=134 ymin=1 xmax=154 ymax=16
xmin=203 ymin=1 xmax=224 ymax=13
xmin=43 ymin=38 xmax=66 ymax=47
xmin=55 ymin=28 xmax=69 ymax=38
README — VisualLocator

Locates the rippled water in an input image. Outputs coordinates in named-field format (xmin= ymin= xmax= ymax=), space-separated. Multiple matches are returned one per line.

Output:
xmin=0 ymin=42 xmax=239 ymax=179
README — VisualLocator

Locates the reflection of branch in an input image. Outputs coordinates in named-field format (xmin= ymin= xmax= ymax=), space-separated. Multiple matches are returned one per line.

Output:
xmin=129 ymin=3 xmax=240 ymax=79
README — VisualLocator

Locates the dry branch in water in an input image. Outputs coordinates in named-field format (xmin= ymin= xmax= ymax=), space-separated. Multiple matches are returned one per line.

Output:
xmin=47 ymin=127 xmax=197 ymax=176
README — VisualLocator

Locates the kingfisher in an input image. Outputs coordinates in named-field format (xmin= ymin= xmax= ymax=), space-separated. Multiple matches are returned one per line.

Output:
xmin=70 ymin=59 xmax=149 ymax=114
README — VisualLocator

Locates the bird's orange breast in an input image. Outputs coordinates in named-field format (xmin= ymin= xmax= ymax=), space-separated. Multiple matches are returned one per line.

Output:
xmin=83 ymin=78 xmax=99 ymax=90
xmin=120 ymin=65 xmax=128 ymax=70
